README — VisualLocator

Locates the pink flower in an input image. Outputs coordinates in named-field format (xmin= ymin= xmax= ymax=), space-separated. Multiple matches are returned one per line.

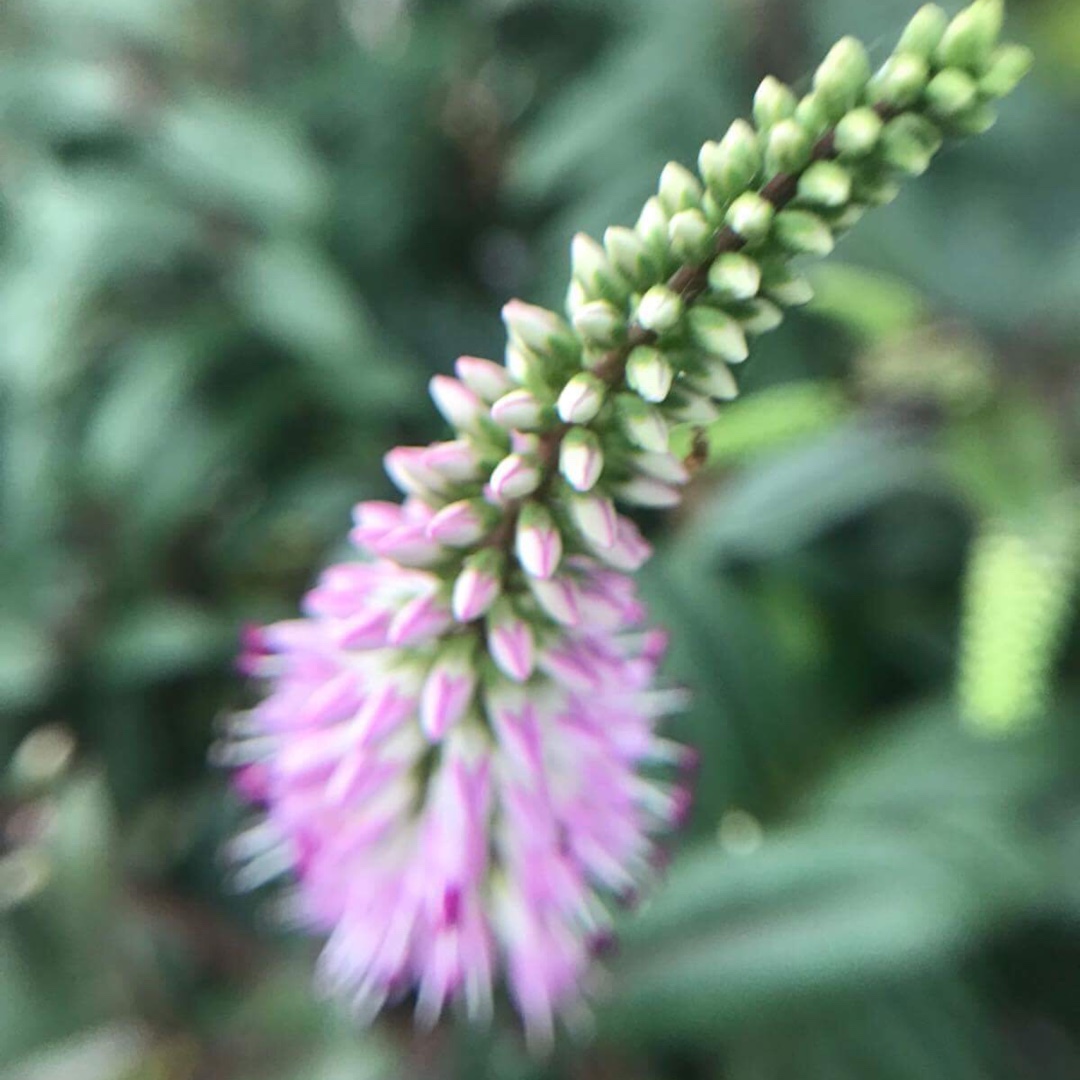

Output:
xmin=224 ymin=502 xmax=687 ymax=1043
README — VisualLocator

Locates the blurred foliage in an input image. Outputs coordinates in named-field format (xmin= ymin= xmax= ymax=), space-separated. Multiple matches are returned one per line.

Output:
xmin=2 ymin=0 xmax=1080 ymax=1077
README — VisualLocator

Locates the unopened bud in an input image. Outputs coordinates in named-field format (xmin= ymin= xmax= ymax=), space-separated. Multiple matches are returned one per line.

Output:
xmin=572 ymin=300 xmax=625 ymax=347
xmin=688 ymin=307 xmax=749 ymax=363
xmin=798 ymin=161 xmax=852 ymax=207
xmin=935 ymin=0 xmax=1003 ymax=72
xmin=725 ymin=192 xmax=774 ymax=244
xmin=502 ymin=300 xmax=575 ymax=356
xmin=491 ymin=389 xmax=545 ymax=431
xmin=572 ymin=232 xmax=628 ymax=300
xmin=516 ymin=502 xmax=563 ymax=580
xmin=813 ymin=36 xmax=871 ymax=117
xmin=668 ymin=209 xmax=713 ymax=263
xmin=708 ymin=252 xmax=761 ymax=302
xmin=627 ymin=345 xmax=675 ymax=402
xmin=454 ymin=355 xmax=514 ymax=402
xmin=794 ymin=92 xmax=831 ymax=139
xmin=753 ymin=76 xmax=797 ymax=130
xmin=980 ymin=44 xmax=1034 ymax=98
xmin=762 ymin=264 xmax=814 ymax=307
xmin=926 ymin=68 xmax=978 ymax=117
xmin=604 ymin=225 xmax=659 ymax=285
xmin=557 ymin=372 xmax=606 ymax=424
xmin=774 ymin=209 xmax=835 ymax=256
xmin=635 ymin=198 xmax=671 ymax=253
xmin=430 ymin=375 xmax=486 ymax=432
xmin=740 ymin=298 xmax=784 ymax=336
xmin=452 ymin=550 xmax=503 ymax=621
xmin=881 ymin=113 xmax=942 ymax=175
xmin=487 ymin=600 xmax=535 ymax=683
xmin=898 ymin=4 xmax=949 ymax=60
xmin=567 ymin=492 xmax=618 ymax=549
xmin=427 ymin=499 xmax=494 ymax=547
xmin=618 ymin=395 xmax=670 ymax=452
xmin=636 ymin=286 xmax=683 ymax=334
xmin=560 ymin=428 xmax=604 ymax=492
xmin=834 ymin=106 xmax=884 ymax=156
xmin=699 ymin=120 xmax=761 ymax=198
xmin=869 ymin=54 xmax=929 ymax=108
xmin=688 ymin=361 xmax=740 ymax=400
xmin=490 ymin=453 xmax=541 ymax=500
xmin=658 ymin=162 xmax=703 ymax=214
xmin=764 ymin=119 xmax=812 ymax=176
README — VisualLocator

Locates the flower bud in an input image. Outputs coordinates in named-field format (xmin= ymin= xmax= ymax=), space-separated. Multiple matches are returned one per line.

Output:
xmin=422 ymin=440 xmax=481 ymax=482
xmin=925 ymin=68 xmax=978 ymax=118
xmin=753 ymin=76 xmax=797 ymax=130
xmin=571 ymin=232 xmax=628 ymax=301
xmin=699 ymin=120 xmax=761 ymax=198
xmin=427 ymin=499 xmax=495 ymax=547
xmin=762 ymin=263 xmax=814 ymax=307
xmin=388 ymin=593 xmax=455 ymax=647
xmin=627 ymin=345 xmax=675 ymax=402
xmin=486 ymin=600 xmax=535 ymax=683
xmin=635 ymin=198 xmax=671 ymax=254
xmin=881 ymin=114 xmax=942 ymax=176
xmin=688 ymin=307 xmax=749 ymax=363
xmin=504 ymin=343 xmax=542 ymax=386
xmin=560 ymin=428 xmax=604 ymax=492
xmin=668 ymin=209 xmax=713 ymax=263
xmin=688 ymin=360 xmax=740 ymax=400
xmin=707 ymin=252 xmax=760 ymax=302
xmin=527 ymin=575 xmax=581 ymax=627
xmin=567 ymin=492 xmax=618 ymax=549
xmin=516 ymin=502 xmax=563 ymax=580
xmin=898 ymin=4 xmax=949 ymax=60
xmin=935 ymin=0 xmax=1002 ymax=72
xmin=502 ymin=300 xmax=575 ymax=357
xmin=794 ymin=92 xmax=831 ymax=139
xmin=384 ymin=446 xmax=447 ymax=499
xmin=454 ymin=355 xmax=513 ymax=402
xmin=834 ymin=106 xmax=884 ymax=155
xmin=657 ymin=162 xmax=703 ymax=214
xmin=773 ymin=209 xmax=835 ymax=256
xmin=430 ymin=375 xmax=486 ymax=432
xmin=636 ymin=287 xmax=683 ymax=334
xmin=491 ymin=389 xmax=545 ymax=431
xmin=949 ymin=101 xmax=997 ymax=136
xmin=980 ymin=44 xmax=1034 ymax=99
xmin=813 ymin=36 xmax=871 ymax=117
xmin=869 ymin=54 xmax=929 ymax=108
xmin=490 ymin=453 xmax=541 ymax=500
xmin=557 ymin=372 xmax=606 ymax=424
xmin=604 ymin=225 xmax=659 ymax=285
xmin=618 ymin=395 xmax=670 ymax=453
xmin=614 ymin=476 xmax=682 ymax=509
xmin=740 ymin=298 xmax=784 ymax=336
xmin=633 ymin=451 xmax=690 ymax=486
xmin=725 ymin=192 xmax=774 ymax=244
xmin=797 ymin=161 xmax=852 ymax=207
xmin=668 ymin=391 xmax=721 ymax=424
xmin=452 ymin=549 xmax=503 ymax=621
xmin=764 ymin=118 xmax=812 ymax=176
xmin=572 ymin=300 xmax=625 ymax=347
xmin=420 ymin=639 xmax=478 ymax=741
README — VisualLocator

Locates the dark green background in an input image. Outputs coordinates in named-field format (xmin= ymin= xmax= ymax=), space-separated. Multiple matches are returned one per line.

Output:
xmin=2 ymin=0 xmax=1079 ymax=1077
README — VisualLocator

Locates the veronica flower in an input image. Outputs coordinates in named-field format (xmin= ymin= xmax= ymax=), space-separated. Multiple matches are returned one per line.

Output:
xmin=220 ymin=0 xmax=1027 ymax=1044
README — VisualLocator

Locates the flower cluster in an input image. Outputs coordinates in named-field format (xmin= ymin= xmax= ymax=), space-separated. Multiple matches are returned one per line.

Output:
xmin=220 ymin=0 xmax=1029 ymax=1043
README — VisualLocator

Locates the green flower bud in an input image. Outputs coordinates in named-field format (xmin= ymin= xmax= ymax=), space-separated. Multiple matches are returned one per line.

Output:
xmin=948 ymin=101 xmax=998 ymax=136
xmin=687 ymin=360 xmax=740 ymax=400
xmin=688 ymin=307 xmax=749 ymax=364
xmin=627 ymin=345 xmax=675 ymax=402
xmin=853 ymin=172 xmax=902 ymax=207
xmin=699 ymin=120 xmax=761 ymax=198
xmin=707 ymin=252 xmax=761 ymax=302
xmin=572 ymin=300 xmax=626 ymax=347
xmin=618 ymin=394 xmax=670 ymax=453
xmin=502 ymin=300 xmax=575 ymax=356
xmin=936 ymin=0 xmax=1003 ymax=73
xmin=725 ymin=192 xmax=774 ymax=244
xmin=926 ymin=67 xmax=978 ymax=117
xmin=658 ymin=162 xmax=704 ymax=215
xmin=753 ymin=76 xmax=797 ymax=130
xmin=868 ymin=54 xmax=929 ymax=108
xmin=834 ymin=106 xmax=884 ymax=156
xmin=798 ymin=161 xmax=852 ymax=207
xmin=897 ymin=4 xmax=949 ymax=60
xmin=881 ymin=113 xmax=943 ymax=176
xmin=765 ymin=118 xmax=812 ymax=175
xmin=571 ymin=232 xmax=629 ymax=301
xmin=813 ymin=36 xmax=871 ymax=117
xmin=636 ymin=197 xmax=671 ymax=253
xmin=774 ymin=209 xmax=834 ymax=256
xmin=795 ymin=92 xmax=831 ymax=139
xmin=637 ymin=286 xmax=684 ymax=333
xmin=668 ymin=208 xmax=713 ymax=263
xmin=740 ymin=297 xmax=784 ymax=335
xmin=762 ymin=263 xmax=814 ymax=306
xmin=604 ymin=225 xmax=659 ymax=285
xmin=980 ymin=44 xmax=1034 ymax=99
xmin=827 ymin=202 xmax=867 ymax=233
